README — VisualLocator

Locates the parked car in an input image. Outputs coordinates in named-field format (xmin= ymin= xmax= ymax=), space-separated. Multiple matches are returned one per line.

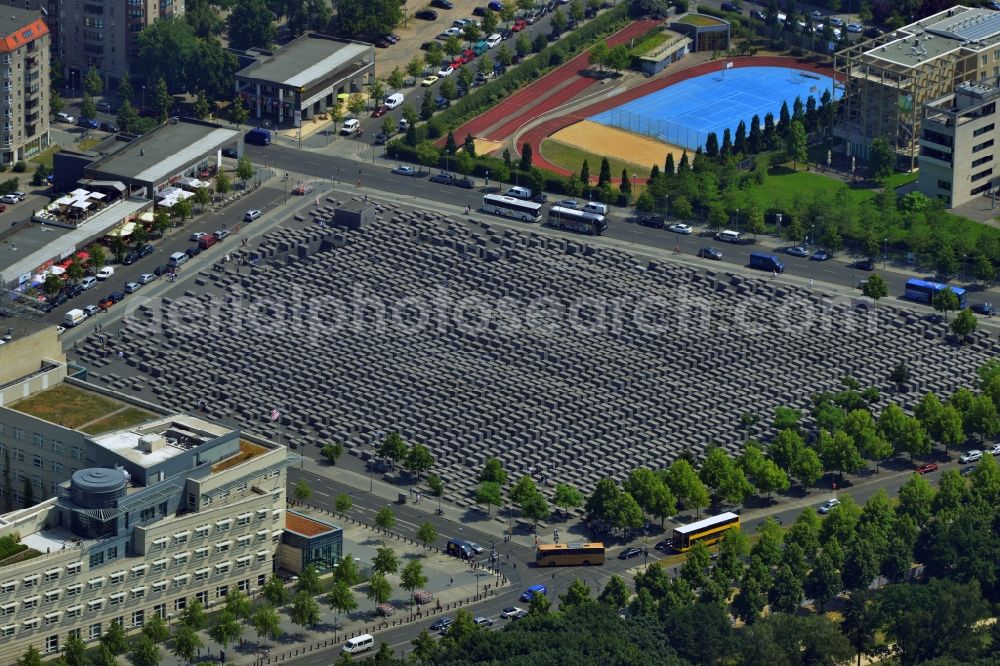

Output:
xmin=915 ymin=462 xmax=939 ymax=474
xmin=988 ymin=443 xmax=1000 ymax=456
xmin=96 ymin=101 xmax=114 ymax=113
xmin=786 ymin=246 xmax=810 ymax=257
xmin=500 ymin=607 xmax=526 ymax=619
xmin=83 ymin=305 xmax=101 ymax=317
xmin=77 ymin=117 xmax=100 ymax=129
xmin=99 ymin=121 xmax=119 ymax=133
xmin=392 ymin=165 xmax=419 ymax=176
xmin=415 ymin=8 xmax=438 ymax=19
xmin=0 ymin=194 xmax=20 ymax=204
xmin=810 ymin=250 xmax=831 ymax=261
xmin=429 ymin=617 xmax=453 ymax=632
xmin=371 ymin=105 xmax=389 ymax=118
xmin=435 ymin=95 xmax=450 ymax=109
xmin=214 ymin=229 xmax=231 ymax=241
xmin=185 ymin=246 xmax=202 ymax=258
xmin=452 ymin=177 xmax=474 ymax=189
xmin=138 ymin=244 xmax=154 ymax=258
xmin=721 ymin=1 xmax=743 ymax=12
xmin=431 ymin=0 xmax=454 ymax=8
xmin=96 ymin=266 xmax=115 ymax=280
xmin=818 ymin=498 xmax=840 ymax=514
xmin=438 ymin=65 xmax=455 ymax=77
xmin=851 ymin=259 xmax=875 ymax=271
xmin=373 ymin=133 xmax=388 ymax=145
xmin=971 ymin=302 xmax=997 ymax=316
xmin=473 ymin=616 xmax=494 ymax=627
xmin=669 ymin=223 xmax=693 ymax=234
xmin=421 ymin=75 xmax=439 ymax=87
xmin=244 ymin=209 xmax=262 ymax=222
xmin=123 ymin=281 xmax=141 ymax=294
xmin=80 ymin=276 xmax=98 ymax=290
xmin=190 ymin=231 xmax=208 ymax=242
xmin=638 ymin=215 xmax=666 ymax=229
xmin=847 ymin=22 xmax=864 ymax=33
xmin=137 ymin=273 xmax=156 ymax=285
xmin=430 ymin=172 xmax=455 ymax=185
xmin=488 ymin=0 xmax=503 ymax=9
xmin=121 ymin=252 xmax=138 ymax=266
xmin=56 ymin=112 xmax=75 ymax=123
xmin=959 ymin=450 xmax=983 ymax=464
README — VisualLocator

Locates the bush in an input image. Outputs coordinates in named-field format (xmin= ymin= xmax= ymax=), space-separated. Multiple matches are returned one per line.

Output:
xmin=12 ymin=161 xmax=26 ymax=173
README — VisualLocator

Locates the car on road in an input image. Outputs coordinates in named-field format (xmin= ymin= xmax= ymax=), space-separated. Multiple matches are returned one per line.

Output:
xmin=959 ymin=450 xmax=983 ymax=464
xmin=971 ymin=302 xmax=997 ymax=316
xmin=721 ymin=1 xmax=743 ymax=12
xmin=373 ymin=133 xmax=388 ymax=145
xmin=430 ymin=617 xmax=453 ymax=632
xmin=810 ymin=250 xmax=831 ymax=261
xmin=122 ymin=251 xmax=138 ymax=266
xmin=123 ymin=281 xmax=141 ymax=294
xmin=988 ymin=443 xmax=1000 ymax=456
xmin=786 ymin=246 xmax=810 ymax=257
xmin=214 ymin=229 xmax=231 ymax=241
xmin=552 ymin=199 xmax=579 ymax=209
xmin=438 ymin=65 xmax=455 ymax=77
xmin=618 ymin=547 xmax=643 ymax=560
xmin=531 ymin=193 xmax=548 ymax=203
xmin=96 ymin=266 xmax=115 ymax=280
xmin=828 ymin=16 xmax=844 ymax=27
xmin=371 ymin=105 xmax=388 ymax=118
xmin=80 ymin=276 xmax=97 ymax=290
xmin=520 ymin=584 xmax=547 ymax=601
xmin=431 ymin=0 xmax=453 ymax=8
xmin=83 ymin=305 xmax=101 ymax=317
xmin=698 ymin=247 xmax=723 ymax=260
xmin=138 ymin=273 xmax=156 ymax=285
xmin=637 ymin=215 xmax=665 ymax=228
xmin=340 ymin=118 xmax=360 ymax=135
xmin=452 ymin=177 xmax=474 ymax=189
xmin=0 ymin=194 xmax=20 ymax=204
xmin=186 ymin=245 xmax=202 ymax=258
xmin=915 ymin=462 xmax=939 ymax=474
xmin=809 ymin=9 xmax=823 ymax=20
xmin=474 ymin=616 xmax=494 ymax=627
xmin=500 ymin=607 xmax=526 ymax=619
xmin=961 ymin=464 xmax=978 ymax=477
xmin=669 ymin=223 xmax=693 ymax=234
xmin=818 ymin=498 xmax=840 ymax=514
xmin=421 ymin=75 xmax=439 ymax=87
xmin=466 ymin=542 xmax=484 ymax=554
xmin=190 ymin=232 xmax=208 ymax=242
xmin=415 ymin=8 xmax=438 ymax=19
xmin=846 ymin=22 xmax=864 ymax=32
xmin=99 ymin=121 xmax=119 ymax=133
xmin=864 ymin=26 xmax=884 ymax=38
xmin=512 ymin=18 xmax=528 ymax=31
xmin=56 ymin=112 xmax=75 ymax=123
xmin=430 ymin=172 xmax=455 ymax=185
xmin=77 ymin=117 xmax=100 ymax=129
xmin=391 ymin=165 xmax=419 ymax=176
xmin=244 ymin=209 xmax=262 ymax=222
xmin=851 ymin=259 xmax=875 ymax=271
xmin=654 ymin=539 xmax=672 ymax=551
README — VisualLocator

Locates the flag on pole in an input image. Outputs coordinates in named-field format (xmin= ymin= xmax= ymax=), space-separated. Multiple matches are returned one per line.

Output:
xmin=270 ymin=409 xmax=280 ymax=422
xmin=726 ymin=61 xmax=734 ymax=69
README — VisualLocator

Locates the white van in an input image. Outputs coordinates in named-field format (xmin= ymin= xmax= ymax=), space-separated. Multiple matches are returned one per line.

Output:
xmin=715 ymin=229 xmax=741 ymax=243
xmin=342 ymin=634 xmax=374 ymax=655
xmin=168 ymin=251 xmax=189 ymax=268
xmin=63 ymin=309 xmax=87 ymax=327
xmin=506 ymin=186 xmax=532 ymax=200
xmin=341 ymin=118 xmax=360 ymax=135
xmin=583 ymin=201 xmax=608 ymax=215
xmin=486 ymin=33 xmax=502 ymax=48
xmin=384 ymin=93 xmax=404 ymax=110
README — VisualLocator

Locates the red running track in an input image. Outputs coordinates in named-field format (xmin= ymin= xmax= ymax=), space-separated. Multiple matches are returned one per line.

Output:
xmin=523 ymin=56 xmax=837 ymax=180
xmin=450 ymin=19 xmax=662 ymax=143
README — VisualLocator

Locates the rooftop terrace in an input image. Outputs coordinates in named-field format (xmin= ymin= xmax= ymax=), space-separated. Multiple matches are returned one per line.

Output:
xmin=8 ymin=383 xmax=156 ymax=432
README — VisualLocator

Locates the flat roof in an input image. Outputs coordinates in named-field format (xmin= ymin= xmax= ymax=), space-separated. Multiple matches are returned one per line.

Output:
xmin=861 ymin=6 xmax=1000 ymax=67
xmin=7 ymin=379 xmax=156 ymax=431
xmin=285 ymin=511 xmax=338 ymax=537
xmin=88 ymin=119 xmax=239 ymax=184
xmin=91 ymin=414 xmax=233 ymax=468
xmin=236 ymin=34 xmax=371 ymax=89
xmin=0 ymin=197 xmax=151 ymax=286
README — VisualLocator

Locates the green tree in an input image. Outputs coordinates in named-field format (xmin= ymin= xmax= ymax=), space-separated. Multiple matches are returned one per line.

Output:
xmin=62 ymin=632 xmax=88 ymax=666
xmin=16 ymin=646 xmax=43 ymax=666
xmin=521 ymin=490 xmax=550 ymax=526
xmin=768 ymin=563 xmax=804 ymax=614
xmin=951 ymin=309 xmax=979 ymax=339
xmin=479 ymin=457 xmax=508 ymax=485
xmin=80 ymin=94 xmax=97 ymax=123
xmin=235 ymin=156 xmax=255 ymax=185
xmin=606 ymin=44 xmax=631 ymax=73
xmin=321 ymin=442 xmax=344 ymax=465
xmin=416 ymin=521 xmax=438 ymax=548
xmin=208 ymin=610 xmax=242 ymax=650
xmin=367 ymin=572 xmax=392 ymax=606
xmin=142 ymin=615 xmax=170 ymax=644
xmin=589 ymin=41 xmax=609 ymax=71
xmin=786 ymin=120 xmax=807 ymax=170
xmin=965 ymin=394 xmax=1000 ymax=443
xmin=223 ymin=589 xmax=252 ymax=623
xmin=387 ymin=67 xmax=405 ymax=92
xmin=862 ymin=273 xmax=889 ymax=306
xmin=229 ymin=96 xmax=249 ymax=126
xmin=598 ymin=574 xmax=630 ymax=610
xmin=475 ymin=481 xmax=503 ymax=514
xmin=559 ymin=578 xmax=592 ymax=609
xmin=372 ymin=546 xmax=399 ymax=576
xmin=375 ymin=505 xmax=396 ymax=533
xmin=804 ymin=550 xmax=842 ymax=611
xmin=378 ymin=431 xmax=408 ymax=468
xmin=193 ymin=90 xmax=210 ymax=119
xmin=101 ymin=621 xmax=128 ymax=655
xmin=215 ymin=169 xmax=232 ymax=194
xmin=841 ymin=592 xmax=878 ymax=666
xmin=152 ymin=77 xmax=171 ymax=121
xmin=400 ymin=558 xmax=428 ymax=605
xmin=127 ymin=636 xmax=160 ymax=666
xmin=791 ymin=447 xmax=824 ymax=488
xmin=293 ymin=478 xmax=312 ymax=504
xmin=334 ymin=492 xmax=352 ymax=515
xmin=227 ymin=0 xmax=276 ymax=49
xmin=84 ymin=65 xmax=103 ymax=97
xmin=663 ymin=459 xmax=709 ymax=516
xmin=326 ymin=580 xmax=357 ymax=628
xmin=381 ymin=115 xmax=398 ymax=137
xmin=869 ymin=135 xmax=895 ymax=185
xmin=289 ymin=590 xmax=321 ymax=629
xmin=971 ymin=252 xmax=995 ymax=284
xmin=410 ymin=629 xmax=440 ymax=663
xmin=252 ymin=604 xmax=282 ymax=644
xmin=553 ymin=482 xmax=583 ymax=517
xmin=347 ymin=92 xmax=367 ymax=118
xmin=261 ymin=574 xmax=289 ymax=607
xmin=192 ymin=186 xmax=211 ymax=213
xmin=91 ymin=646 xmax=117 ymax=666
xmin=404 ymin=443 xmax=435 ymax=477
xmin=170 ymin=624 xmax=201 ymax=665
xmin=295 ymin=565 xmax=321 ymax=596
xmin=896 ymin=473 xmax=935 ymax=526
xmin=334 ymin=555 xmax=360 ymax=588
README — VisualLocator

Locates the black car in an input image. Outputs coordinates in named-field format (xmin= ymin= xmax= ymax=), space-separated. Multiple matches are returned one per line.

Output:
xmin=185 ymin=246 xmax=202 ymax=258
xmin=153 ymin=264 xmax=170 ymax=276
xmin=65 ymin=284 xmax=85 ymax=299
xmin=452 ymin=177 xmax=474 ymax=189
xmin=431 ymin=0 xmax=454 ymax=8
xmin=698 ymin=247 xmax=723 ymax=260
xmin=637 ymin=215 xmax=666 ymax=229
xmin=99 ymin=121 xmax=120 ymax=133
xmin=374 ymin=36 xmax=392 ymax=48
xmin=721 ymin=1 xmax=743 ymax=12
xmin=420 ymin=41 xmax=435 ymax=51
xmin=122 ymin=252 xmax=138 ymax=266
xmin=971 ymin=302 xmax=997 ymax=316
xmin=430 ymin=617 xmax=454 ymax=632
xmin=654 ymin=539 xmax=672 ymax=551
xmin=851 ymin=259 xmax=875 ymax=271
xmin=500 ymin=28 xmax=514 ymax=40
xmin=109 ymin=290 xmax=126 ymax=304
xmin=473 ymin=5 xmax=488 ymax=16
xmin=618 ymin=547 xmax=643 ymax=560
xmin=430 ymin=172 xmax=455 ymax=185
xmin=532 ymin=193 xmax=548 ymax=203
xmin=373 ymin=133 xmax=388 ymax=145
xmin=45 ymin=291 xmax=68 ymax=312
xmin=750 ymin=9 xmax=765 ymax=20
xmin=222 ymin=147 xmax=238 ymax=158
xmin=138 ymin=244 xmax=155 ymax=258
xmin=415 ymin=8 xmax=438 ymax=19
xmin=863 ymin=26 xmax=884 ymax=38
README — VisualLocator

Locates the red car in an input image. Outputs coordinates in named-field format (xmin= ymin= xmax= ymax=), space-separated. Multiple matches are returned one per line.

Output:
xmin=451 ymin=56 xmax=465 ymax=68
xmin=512 ymin=18 xmax=528 ymax=31
xmin=371 ymin=105 xmax=388 ymax=118
xmin=915 ymin=463 xmax=939 ymax=474
xmin=462 ymin=49 xmax=475 ymax=62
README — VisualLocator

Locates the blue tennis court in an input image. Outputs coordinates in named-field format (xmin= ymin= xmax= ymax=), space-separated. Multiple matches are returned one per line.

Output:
xmin=588 ymin=66 xmax=841 ymax=152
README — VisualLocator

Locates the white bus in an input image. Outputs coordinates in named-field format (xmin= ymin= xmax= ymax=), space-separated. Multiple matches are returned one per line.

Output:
xmin=547 ymin=205 xmax=607 ymax=235
xmin=482 ymin=194 xmax=543 ymax=222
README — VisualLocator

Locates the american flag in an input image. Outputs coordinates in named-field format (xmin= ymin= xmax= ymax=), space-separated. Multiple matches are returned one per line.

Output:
xmin=269 ymin=409 xmax=280 ymax=422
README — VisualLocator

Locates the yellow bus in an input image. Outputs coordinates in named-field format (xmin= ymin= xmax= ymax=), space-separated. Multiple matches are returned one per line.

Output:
xmin=671 ymin=512 xmax=740 ymax=552
xmin=535 ymin=542 xmax=606 ymax=567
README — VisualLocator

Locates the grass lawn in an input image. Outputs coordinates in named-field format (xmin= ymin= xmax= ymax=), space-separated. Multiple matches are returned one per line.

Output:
xmin=29 ymin=144 xmax=60 ymax=168
xmin=631 ymin=32 xmax=669 ymax=56
xmin=81 ymin=406 xmax=158 ymax=435
xmin=541 ymin=138 xmax=650 ymax=183
xmin=755 ymin=167 xmax=918 ymax=210
xmin=77 ymin=138 xmax=101 ymax=151
xmin=10 ymin=384 xmax=123 ymax=429
xmin=676 ymin=14 xmax=723 ymax=26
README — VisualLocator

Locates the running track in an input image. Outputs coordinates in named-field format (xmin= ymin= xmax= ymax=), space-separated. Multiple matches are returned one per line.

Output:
xmin=450 ymin=19 xmax=662 ymax=143
xmin=522 ymin=56 xmax=838 ymax=179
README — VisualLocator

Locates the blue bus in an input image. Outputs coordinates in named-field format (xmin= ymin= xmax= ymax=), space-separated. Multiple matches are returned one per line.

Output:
xmin=904 ymin=278 xmax=967 ymax=308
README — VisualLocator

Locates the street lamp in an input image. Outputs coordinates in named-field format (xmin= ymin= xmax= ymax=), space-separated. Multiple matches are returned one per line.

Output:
xmin=963 ymin=254 xmax=968 ymax=283
xmin=810 ymin=223 xmax=815 ymax=249
xmin=883 ymin=238 xmax=888 ymax=269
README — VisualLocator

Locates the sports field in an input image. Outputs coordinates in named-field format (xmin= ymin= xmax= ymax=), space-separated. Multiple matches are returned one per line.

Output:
xmin=588 ymin=65 xmax=840 ymax=151
xmin=547 ymin=120 xmax=687 ymax=172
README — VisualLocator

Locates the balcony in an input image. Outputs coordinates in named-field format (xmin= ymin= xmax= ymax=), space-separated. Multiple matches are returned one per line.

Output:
xmin=24 ymin=111 xmax=39 ymax=124
xmin=24 ymin=85 xmax=39 ymax=98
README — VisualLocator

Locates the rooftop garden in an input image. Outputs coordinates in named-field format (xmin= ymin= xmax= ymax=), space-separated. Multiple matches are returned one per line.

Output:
xmin=212 ymin=440 xmax=269 ymax=473
xmin=0 ymin=535 xmax=40 ymax=569
xmin=81 ymin=407 xmax=158 ymax=435
xmin=676 ymin=14 xmax=724 ymax=26
xmin=10 ymin=384 xmax=155 ymax=431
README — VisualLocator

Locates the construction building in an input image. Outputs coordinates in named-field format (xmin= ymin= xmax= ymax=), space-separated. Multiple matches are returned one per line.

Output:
xmin=833 ymin=5 xmax=1000 ymax=170
xmin=918 ymin=81 xmax=1000 ymax=207
xmin=0 ymin=328 xmax=300 ymax=663
xmin=0 ymin=7 xmax=50 ymax=165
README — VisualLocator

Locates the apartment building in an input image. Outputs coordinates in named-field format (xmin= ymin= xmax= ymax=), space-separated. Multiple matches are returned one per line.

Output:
xmin=834 ymin=5 xmax=1000 ymax=169
xmin=0 ymin=344 xmax=296 ymax=662
xmin=0 ymin=6 xmax=50 ymax=165
xmin=919 ymin=81 xmax=1000 ymax=206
